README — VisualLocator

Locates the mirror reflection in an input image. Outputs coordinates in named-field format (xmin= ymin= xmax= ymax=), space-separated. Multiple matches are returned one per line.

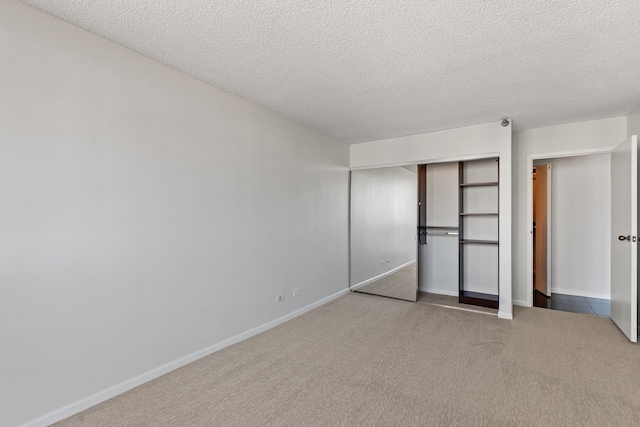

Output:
xmin=350 ymin=166 xmax=418 ymax=301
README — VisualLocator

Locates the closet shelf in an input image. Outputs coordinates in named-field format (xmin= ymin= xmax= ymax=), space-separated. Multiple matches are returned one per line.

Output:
xmin=460 ymin=239 xmax=499 ymax=245
xmin=459 ymin=181 xmax=499 ymax=187
xmin=459 ymin=212 xmax=498 ymax=216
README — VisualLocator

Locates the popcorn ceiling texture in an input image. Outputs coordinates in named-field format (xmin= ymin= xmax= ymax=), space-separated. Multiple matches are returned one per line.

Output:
xmin=20 ymin=0 xmax=640 ymax=143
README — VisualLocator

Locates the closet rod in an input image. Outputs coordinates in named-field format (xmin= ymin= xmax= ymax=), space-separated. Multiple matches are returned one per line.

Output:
xmin=426 ymin=231 xmax=459 ymax=235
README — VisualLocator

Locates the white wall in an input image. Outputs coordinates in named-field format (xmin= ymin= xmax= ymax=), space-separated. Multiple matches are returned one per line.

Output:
xmin=419 ymin=162 xmax=459 ymax=295
xmin=0 ymin=2 xmax=349 ymax=426
xmin=512 ymin=117 xmax=627 ymax=306
xmin=350 ymin=121 xmax=512 ymax=319
xmin=350 ymin=167 xmax=417 ymax=287
xmin=534 ymin=155 xmax=611 ymax=299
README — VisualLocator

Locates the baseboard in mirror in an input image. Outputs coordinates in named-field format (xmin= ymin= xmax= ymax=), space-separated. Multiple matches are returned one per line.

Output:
xmin=417 ymin=287 xmax=458 ymax=297
xmin=351 ymin=260 xmax=416 ymax=291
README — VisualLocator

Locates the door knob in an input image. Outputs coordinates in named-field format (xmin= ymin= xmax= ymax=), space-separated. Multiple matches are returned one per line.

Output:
xmin=619 ymin=235 xmax=631 ymax=241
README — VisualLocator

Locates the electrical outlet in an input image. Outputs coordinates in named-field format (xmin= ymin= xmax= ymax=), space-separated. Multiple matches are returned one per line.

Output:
xmin=276 ymin=294 xmax=285 ymax=303
xmin=293 ymin=287 xmax=301 ymax=297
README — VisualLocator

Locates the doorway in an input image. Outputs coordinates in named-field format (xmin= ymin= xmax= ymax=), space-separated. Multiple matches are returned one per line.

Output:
xmin=532 ymin=164 xmax=550 ymax=307
xmin=531 ymin=154 xmax=611 ymax=317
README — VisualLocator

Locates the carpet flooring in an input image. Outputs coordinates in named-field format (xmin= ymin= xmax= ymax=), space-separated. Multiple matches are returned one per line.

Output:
xmin=55 ymin=292 xmax=640 ymax=426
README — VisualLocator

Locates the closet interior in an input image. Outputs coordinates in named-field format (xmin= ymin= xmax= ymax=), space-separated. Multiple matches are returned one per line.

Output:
xmin=418 ymin=158 xmax=500 ymax=309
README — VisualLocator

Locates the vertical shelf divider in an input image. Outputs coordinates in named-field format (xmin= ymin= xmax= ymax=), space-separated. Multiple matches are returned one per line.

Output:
xmin=458 ymin=158 xmax=500 ymax=309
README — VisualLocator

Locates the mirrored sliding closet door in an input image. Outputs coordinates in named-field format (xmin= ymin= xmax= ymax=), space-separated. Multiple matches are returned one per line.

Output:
xmin=350 ymin=166 xmax=418 ymax=302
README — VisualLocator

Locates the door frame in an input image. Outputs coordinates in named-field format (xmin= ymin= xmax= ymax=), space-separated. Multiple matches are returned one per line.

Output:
xmin=525 ymin=147 xmax=615 ymax=308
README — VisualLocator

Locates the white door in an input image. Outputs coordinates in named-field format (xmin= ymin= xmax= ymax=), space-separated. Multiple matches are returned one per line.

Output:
xmin=611 ymin=135 xmax=638 ymax=342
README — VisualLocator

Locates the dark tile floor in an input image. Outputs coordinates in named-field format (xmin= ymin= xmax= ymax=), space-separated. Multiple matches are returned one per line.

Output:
xmin=533 ymin=291 xmax=610 ymax=317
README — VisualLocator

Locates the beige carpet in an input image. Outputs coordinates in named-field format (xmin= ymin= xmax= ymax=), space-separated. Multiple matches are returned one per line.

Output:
xmin=56 ymin=293 xmax=640 ymax=426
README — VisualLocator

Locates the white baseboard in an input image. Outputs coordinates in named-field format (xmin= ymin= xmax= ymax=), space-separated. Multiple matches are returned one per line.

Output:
xmin=551 ymin=287 xmax=609 ymax=300
xmin=20 ymin=287 xmax=350 ymax=427
xmin=417 ymin=287 xmax=458 ymax=297
xmin=513 ymin=299 xmax=529 ymax=307
xmin=498 ymin=311 xmax=514 ymax=320
xmin=350 ymin=260 xmax=416 ymax=291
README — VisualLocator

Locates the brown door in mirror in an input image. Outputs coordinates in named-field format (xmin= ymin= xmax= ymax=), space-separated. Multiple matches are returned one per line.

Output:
xmin=533 ymin=164 xmax=549 ymax=296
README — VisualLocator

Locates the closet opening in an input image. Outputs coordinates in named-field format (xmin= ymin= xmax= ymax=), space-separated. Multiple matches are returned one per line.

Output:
xmin=531 ymin=153 xmax=611 ymax=317
xmin=417 ymin=158 xmax=499 ymax=314
xmin=349 ymin=154 xmax=504 ymax=316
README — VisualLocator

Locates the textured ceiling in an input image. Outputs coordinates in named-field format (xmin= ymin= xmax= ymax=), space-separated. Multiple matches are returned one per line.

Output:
xmin=20 ymin=0 xmax=640 ymax=143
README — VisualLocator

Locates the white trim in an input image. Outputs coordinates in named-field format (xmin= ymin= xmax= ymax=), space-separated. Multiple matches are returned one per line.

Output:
xmin=349 ymin=152 xmax=500 ymax=171
xmin=417 ymin=287 xmax=458 ymax=297
xmin=513 ymin=299 xmax=529 ymax=307
xmin=530 ymin=147 xmax=616 ymax=160
xmin=350 ymin=260 xmax=416 ymax=291
xmin=18 ymin=288 xmax=350 ymax=427
xmin=498 ymin=311 xmax=514 ymax=319
xmin=525 ymin=146 xmax=616 ymax=308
